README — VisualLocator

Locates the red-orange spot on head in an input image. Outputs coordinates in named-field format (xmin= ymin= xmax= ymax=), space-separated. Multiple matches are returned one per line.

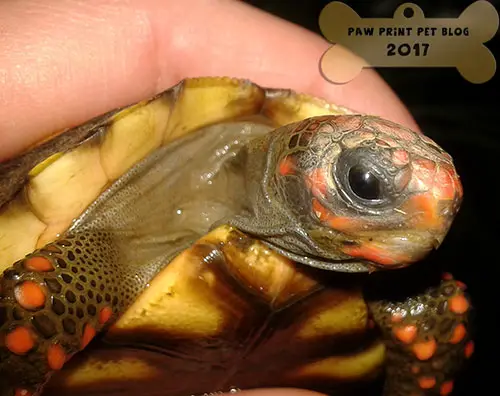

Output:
xmin=306 ymin=168 xmax=328 ymax=197
xmin=278 ymin=156 xmax=295 ymax=176
xmin=393 ymin=325 xmax=418 ymax=344
xmin=403 ymin=193 xmax=440 ymax=229
xmin=465 ymin=340 xmax=474 ymax=358
xmin=14 ymin=281 xmax=46 ymax=310
xmin=449 ymin=294 xmax=469 ymax=314
xmin=311 ymin=197 xmax=364 ymax=233
xmin=411 ymin=365 xmax=420 ymax=374
xmin=47 ymin=343 xmax=66 ymax=370
xmin=306 ymin=121 xmax=321 ymax=131
xmin=393 ymin=149 xmax=409 ymax=166
xmin=24 ymin=256 xmax=54 ymax=272
xmin=440 ymin=380 xmax=454 ymax=395
xmin=341 ymin=242 xmax=410 ymax=267
xmin=449 ymin=323 xmax=467 ymax=344
xmin=412 ymin=338 xmax=437 ymax=360
xmin=99 ymin=306 xmax=113 ymax=325
xmin=81 ymin=324 xmax=96 ymax=349
xmin=410 ymin=158 xmax=436 ymax=191
xmin=418 ymin=376 xmax=436 ymax=389
xmin=5 ymin=327 xmax=35 ymax=355
xmin=434 ymin=166 xmax=456 ymax=201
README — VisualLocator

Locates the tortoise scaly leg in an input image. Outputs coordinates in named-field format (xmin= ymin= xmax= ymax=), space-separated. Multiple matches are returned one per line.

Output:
xmin=0 ymin=231 xmax=152 ymax=396
xmin=368 ymin=274 xmax=473 ymax=396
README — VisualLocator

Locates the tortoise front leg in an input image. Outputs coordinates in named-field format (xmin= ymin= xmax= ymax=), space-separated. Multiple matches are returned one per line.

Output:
xmin=368 ymin=274 xmax=473 ymax=396
xmin=0 ymin=231 xmax=155 ymax=396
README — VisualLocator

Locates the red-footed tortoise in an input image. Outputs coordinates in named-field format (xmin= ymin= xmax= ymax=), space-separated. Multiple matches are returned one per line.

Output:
xmin=0 ymin=77 xmax=471 ymax=396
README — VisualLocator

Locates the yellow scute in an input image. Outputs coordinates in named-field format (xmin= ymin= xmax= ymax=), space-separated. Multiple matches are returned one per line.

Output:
xmin=100 ymin=97 xmax=170 ymax=181
xmin=26 ymin=143 xmax=108 ymax=238
xmin=109 ymin=249 xmax=227 ymax=338
xmin=0 ymin=198 xmax=46 ymax=271
xmin=290 ymin=341 xmax=385 ymax=380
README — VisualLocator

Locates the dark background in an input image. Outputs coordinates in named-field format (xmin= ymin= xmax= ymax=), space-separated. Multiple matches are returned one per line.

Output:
xmin=244 ymin=1 xmax=499 ymax=395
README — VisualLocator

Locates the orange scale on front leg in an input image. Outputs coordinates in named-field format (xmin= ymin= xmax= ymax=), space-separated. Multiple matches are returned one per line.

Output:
xmin=47 ymin=343 xmax=67 ymax=370
xmin=81 ymin=324 xmax=96 ymax=349
xmin=5 ymin=327 xmax=36 ymax=355
xmin=24 ymin=256 xmax=54 ymax=272
xmin=14 ymin=281 xmax=46 ymax=310
xmin=99 ymin=306 xmax=113 ymax=325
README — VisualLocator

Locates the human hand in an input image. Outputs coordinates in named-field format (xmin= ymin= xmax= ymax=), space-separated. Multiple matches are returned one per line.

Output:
xmin=0 ymin=1 xmax=416 ymax=395
xmin=0 ymin=0 xmax=418 ymax=162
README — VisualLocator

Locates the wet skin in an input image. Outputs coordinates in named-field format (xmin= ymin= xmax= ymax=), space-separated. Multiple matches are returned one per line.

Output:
xmin=0 ymin=114 xmax=470 ymax=396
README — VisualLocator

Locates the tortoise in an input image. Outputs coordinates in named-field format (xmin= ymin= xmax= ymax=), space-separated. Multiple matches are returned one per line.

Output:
xmin=0 ymin=77 xmax=472 ymax=396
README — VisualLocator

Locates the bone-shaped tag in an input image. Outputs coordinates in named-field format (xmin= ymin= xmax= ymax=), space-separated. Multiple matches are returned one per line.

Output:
xmin=319 ymin=1 xmax=498 ymax=84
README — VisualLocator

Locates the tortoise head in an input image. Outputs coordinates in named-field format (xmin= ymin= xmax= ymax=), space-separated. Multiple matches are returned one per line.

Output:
xmin=225 ymin=114 xmax=463 ymax=272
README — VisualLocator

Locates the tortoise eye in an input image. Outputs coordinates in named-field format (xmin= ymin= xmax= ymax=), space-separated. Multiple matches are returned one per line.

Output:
xmin=348 ymin=165 xmax=381 ymax=201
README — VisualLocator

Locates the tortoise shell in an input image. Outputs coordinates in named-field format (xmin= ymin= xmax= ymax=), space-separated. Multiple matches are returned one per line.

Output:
xmin=0 ymin=77 xmax=469 ymax=396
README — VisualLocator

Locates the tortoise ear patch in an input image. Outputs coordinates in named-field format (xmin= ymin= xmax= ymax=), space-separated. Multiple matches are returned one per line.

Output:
xmin=278 ymin=156 xmax=296 ymax=176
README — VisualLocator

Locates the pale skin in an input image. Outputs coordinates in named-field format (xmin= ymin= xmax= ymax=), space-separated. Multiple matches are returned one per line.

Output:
xmin=0 ymin=0 xmax=419 ymax=395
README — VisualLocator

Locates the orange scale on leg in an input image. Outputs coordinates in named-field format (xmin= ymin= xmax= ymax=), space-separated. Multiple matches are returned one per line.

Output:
xmin=47 ymin=343 xmax=66 ymax=370
xmin=5 ymin=326 xmax=36 ymax=355
xmin=81 ymin=324 xmax=96 ymax=349
xmin=24 ymin=256 xmax=54 ymax=272
xmin=15 ymin=281 xmax=46 ymax=310
xmin=99 ymin=306 xmax=113 ymax=325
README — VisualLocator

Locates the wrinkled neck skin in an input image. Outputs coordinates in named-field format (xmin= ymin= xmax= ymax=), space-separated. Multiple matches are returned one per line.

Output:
xmin=221 ymin=129 xmax=369 ymax=273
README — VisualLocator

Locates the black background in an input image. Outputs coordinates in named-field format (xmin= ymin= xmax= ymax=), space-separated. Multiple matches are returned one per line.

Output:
xmin=244 ymin=1 xmax=499 ymax=395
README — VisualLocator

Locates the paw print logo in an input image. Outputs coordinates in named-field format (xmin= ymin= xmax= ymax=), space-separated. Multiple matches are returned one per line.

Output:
xmin=319 ymin=1 xmax=498 ymax=84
